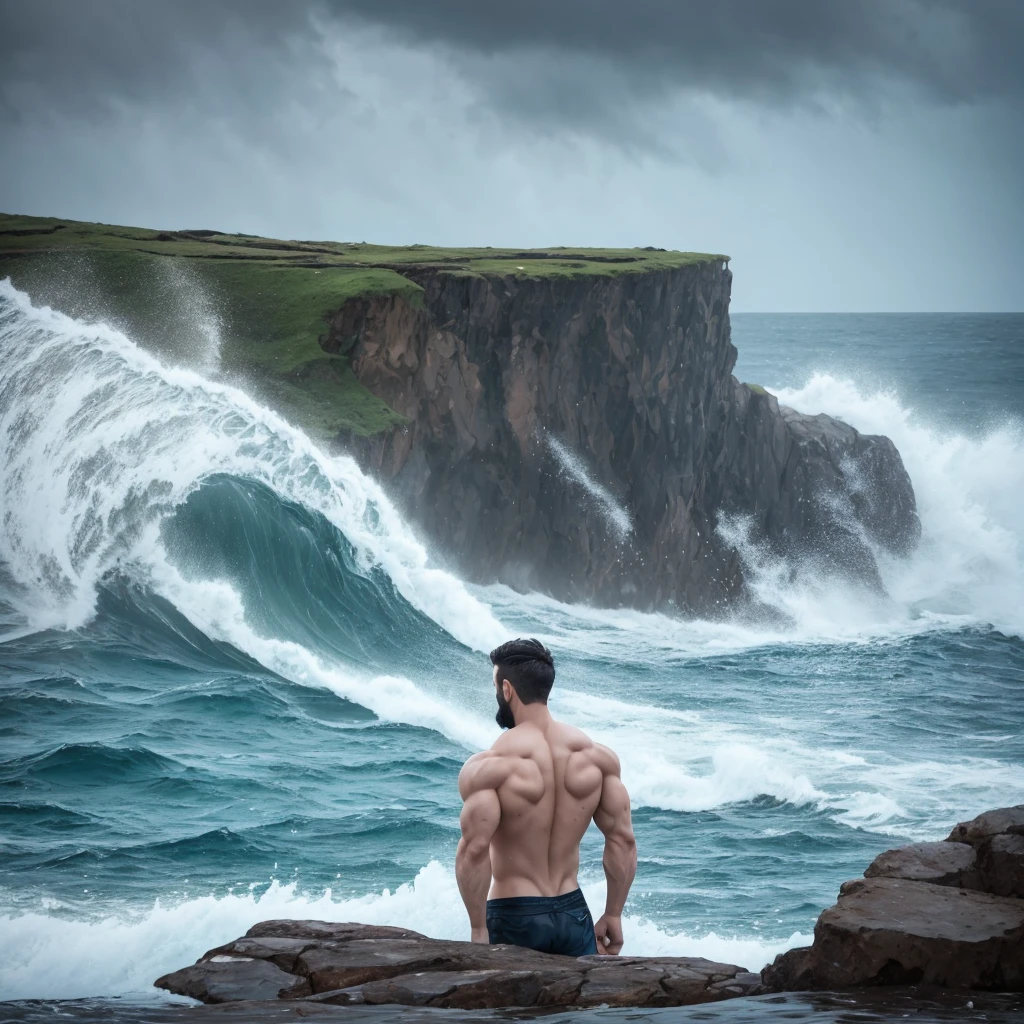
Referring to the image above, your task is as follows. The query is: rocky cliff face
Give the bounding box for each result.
[329,262,919,613]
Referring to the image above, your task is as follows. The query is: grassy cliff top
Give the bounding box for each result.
[0,212,727,277]
[0,212,727,437]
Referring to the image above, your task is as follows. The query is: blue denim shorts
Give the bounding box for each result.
[486,887,598,957]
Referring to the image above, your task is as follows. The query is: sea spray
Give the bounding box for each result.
[738,374,1024,638]
[545,434,632,539]
[157,257,224,377]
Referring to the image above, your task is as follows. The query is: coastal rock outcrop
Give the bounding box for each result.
[156,920,762,1009]
[155,806,1023,1009]
[762,805,1024,992]
[332,263,919,612]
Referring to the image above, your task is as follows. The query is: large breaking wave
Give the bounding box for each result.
[0,278,508,744]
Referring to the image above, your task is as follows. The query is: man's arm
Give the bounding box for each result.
[591,745,636,955]
[455,752,504,943]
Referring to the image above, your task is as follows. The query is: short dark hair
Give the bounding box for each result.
[490,638,555,705]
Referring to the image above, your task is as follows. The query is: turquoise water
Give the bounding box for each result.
[1,282,1023,1008]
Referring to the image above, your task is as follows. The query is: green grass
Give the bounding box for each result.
[0,212,728,437]
[745,383,771,396]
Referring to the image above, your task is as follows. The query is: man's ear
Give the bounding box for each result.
[502,679,513,704]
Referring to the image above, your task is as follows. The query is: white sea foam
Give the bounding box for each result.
[764,373,1024,639]
[555,690,827,812]
[550,687,1024,836]
[0,862,807,1001]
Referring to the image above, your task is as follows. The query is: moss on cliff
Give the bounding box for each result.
[0,212,727,437]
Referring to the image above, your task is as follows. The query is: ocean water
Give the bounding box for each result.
[0,282,1022,1016]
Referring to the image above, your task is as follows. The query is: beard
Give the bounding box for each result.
[495,690,515,730]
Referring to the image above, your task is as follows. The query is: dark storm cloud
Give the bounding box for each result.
[329,0,1024,108]
[0,0,1021,311]
[2,0,1022,133]
[0,0,318,121]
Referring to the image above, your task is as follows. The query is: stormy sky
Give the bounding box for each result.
[1,0,1021,311]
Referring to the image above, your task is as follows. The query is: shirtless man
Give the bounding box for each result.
[455,638,636,956]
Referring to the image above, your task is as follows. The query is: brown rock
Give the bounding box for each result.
[155,959,310,1003]
[864,841,979,887]
[534,971,588,1006]
[762,946,815,991]
[155,922,756,1009]
[360,969,503,1006]
[839,878,867,897]
[296,937,579,994]
[246,919,425,942]
[660,967,720,1002]
[762,877,1024,992]
[947,805,1024,847]
[727,971,769,995]
[313,969,583,1010]
[437,969,576,1010]
[979,833,1024,899]
[200,936,316,973]
[709,972,764,997]
[297,938,457,991]
[576,964,671,1007]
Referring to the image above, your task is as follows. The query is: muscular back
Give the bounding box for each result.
[459,718,627,898]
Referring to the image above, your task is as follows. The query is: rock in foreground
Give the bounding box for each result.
[763,805,1024,992]
[155,921,761,1010]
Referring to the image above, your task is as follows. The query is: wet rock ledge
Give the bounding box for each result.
[155,922,762,1010]
[763,805,1024,992]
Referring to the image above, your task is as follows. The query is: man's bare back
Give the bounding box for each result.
[456,639,636,956]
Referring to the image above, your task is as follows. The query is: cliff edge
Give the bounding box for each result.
[334,261,920,613]
[0,214,920,613]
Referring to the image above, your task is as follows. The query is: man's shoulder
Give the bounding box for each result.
[458,739,534,796]
[556,720,594,749]
[459,749,509,797]
[554,721,618,769]
[574,732,621,776]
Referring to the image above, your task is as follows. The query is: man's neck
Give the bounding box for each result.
[512,701,553,729]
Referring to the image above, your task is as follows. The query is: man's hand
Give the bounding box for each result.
[594,914,624,955]
[470,926,490,944]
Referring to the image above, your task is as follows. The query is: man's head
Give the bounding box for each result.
[489,637,555,729]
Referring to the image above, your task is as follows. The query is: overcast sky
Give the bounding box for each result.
[1,0,1021,311]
